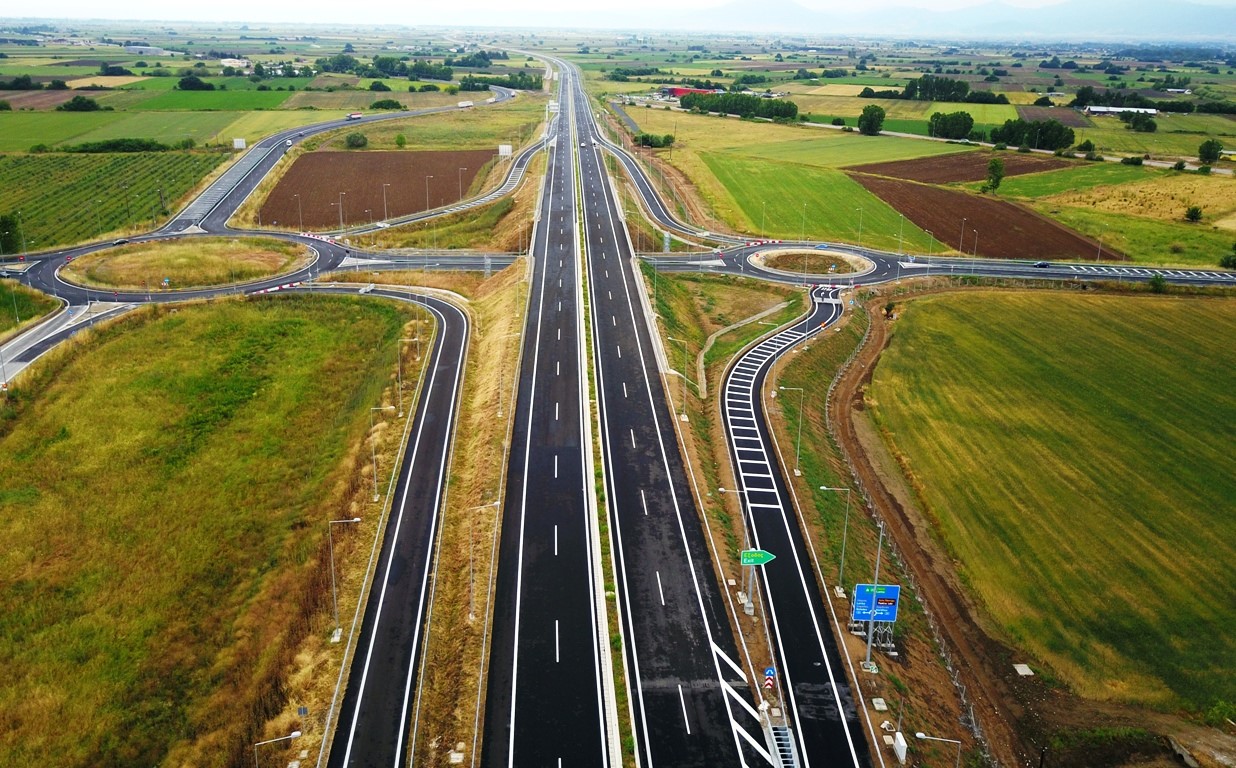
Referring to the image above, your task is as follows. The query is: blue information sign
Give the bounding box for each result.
[850,584,901,623]
[764,667,776,678]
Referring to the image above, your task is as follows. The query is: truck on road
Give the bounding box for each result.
[346,112,363,120]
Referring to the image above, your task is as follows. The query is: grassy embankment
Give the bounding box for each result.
[866,292,1236,712]
[0,295,420,767]
[61,237,311,290]
[994,163,1236,267]
[622,107,963,250]
[0,280,58,339]
[639,261,806,573]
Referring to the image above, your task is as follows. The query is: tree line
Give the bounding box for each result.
[459,72,542,91]
[679,91,798,120]
[859,75,1010,105]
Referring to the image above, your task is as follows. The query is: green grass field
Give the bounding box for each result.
[867,292,1236,711]
[1075,113,1236,157]
[0,296,413,766]
[1031,204,1236,268]
[128,89,294,111]
[0,112,129,151]
[728,133,977,168]
[997,163,1163,198]
[0,112,249,151]
[699,152,938,249]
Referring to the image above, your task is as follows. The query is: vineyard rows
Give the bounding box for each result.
[0,152,227,252]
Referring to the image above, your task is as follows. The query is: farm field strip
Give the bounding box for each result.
[0,152,227,249]
[866,292,1236,711]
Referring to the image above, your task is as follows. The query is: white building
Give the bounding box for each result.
[1084,106,1158,116]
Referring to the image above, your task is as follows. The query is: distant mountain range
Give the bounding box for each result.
[451,0,1236,43]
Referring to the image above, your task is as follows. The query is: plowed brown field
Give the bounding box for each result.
[259,150,496,228]
[849,174,1120,260]
[850,151,1073,184]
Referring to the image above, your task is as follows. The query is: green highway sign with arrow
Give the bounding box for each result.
[740,549,776,566]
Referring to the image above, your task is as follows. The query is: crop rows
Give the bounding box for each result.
[0,152,227,251]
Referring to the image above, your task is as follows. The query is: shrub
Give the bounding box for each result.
[993,142,1007,150]
[1219,253,1236,269]
[1016,146,1031,153]
[1185,205,1203,222]
[1084,151,1104,162]
[1197,165,1212,175]
[1120,156,1144,165]
[368,98,403,110]
[395,133,407,149]
[1148,273,1167,293]
[831,117,845,126]
[0,100,10,111]
[1173,160,1187,170]
[369,80,391,92]
[1076,139,1096,152]
[344,132,368,149]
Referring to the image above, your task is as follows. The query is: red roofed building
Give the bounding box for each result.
[660,86,715,99]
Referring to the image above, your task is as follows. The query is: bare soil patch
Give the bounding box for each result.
[1017,106,1092,127]
[259,150,496,228]
[849,174,1119,260]
[0,89,79,109]
[849,151,1073,184]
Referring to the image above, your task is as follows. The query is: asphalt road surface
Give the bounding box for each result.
[481,78,615,768]
[720,286,874,768]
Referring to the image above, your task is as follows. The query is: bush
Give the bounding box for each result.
[395,133,407,149]
[417,83,440,92]
[1120,156,1144,165]
[369,80,391,92]
[1197,165,1212,175]
[56,95,102,112]
[369,98,403,110]
[1148,273,1167,293]
[177,75,214,91]
[1084,151,1104,162]
[0,100,10,111]
[344,132,368,149]
[1017,146,1032,153]
[1219,253,1236,269]
[1173,160,1187,171]
[993,142,1007,150]
[1185,205,1203,222]
[1076,139,1096,152]
[831,117,845,126]
[1199,138,1223,164]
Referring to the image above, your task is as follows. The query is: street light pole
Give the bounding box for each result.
[328,517,361,641]
[898,213,905,256]
[458,167,467,201]
[915,732,962,768]
[865,521,885,666]
[465,501,500,621]
[253,731,302,768]
[779,386,805,476]
[666,336,690,421]
[424,175,433,213]
[959,217,967,252]
[338,191,346,233]
[855,206,864,249]
[381,183,390,222]
[294,194,303,232]
[820,485,852,590]
[369,405,395,502]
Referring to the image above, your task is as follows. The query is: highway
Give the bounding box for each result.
[567,60,773,767]
[720,286,874,768]
[481,77,615,767]
[311,286,468,768]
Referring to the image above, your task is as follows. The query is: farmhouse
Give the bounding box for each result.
[1084,105,1158,116]
[659,86,717,99]
[124,44,170,56]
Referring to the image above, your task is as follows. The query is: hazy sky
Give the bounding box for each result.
[9,0,1236,29]
[13,0,1079,24]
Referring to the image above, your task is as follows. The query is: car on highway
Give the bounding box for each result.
[113,239,129,245]
[64,255,73,262]
[1033,261,1050,268]
[814,243,832,249]
[285,139,293,146]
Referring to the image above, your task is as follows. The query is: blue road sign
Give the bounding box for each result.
[851,584,901,623]
[764,667,776,678]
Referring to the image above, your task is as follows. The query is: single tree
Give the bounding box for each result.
[395,133,407,149]
[857,104,886,136]
[1185,205,1203,222]
[1199,138,1223,164]
[345,132,368,149]
[1148,273,1167,293]
[983,157,1005,193]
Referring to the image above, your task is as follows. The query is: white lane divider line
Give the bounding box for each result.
[616,344,622,358]
[554,454,559,478]
[556,360,560,376]
[678,685,692,735]
[555,402,560,421]
[612,315,616,326]
[555,620,560,663]
[641,489,649,516]
[622,382,628,398]
[554,524,558,555]
[656,570,666,606]
[557,327,561,341]
[629,429,636,449]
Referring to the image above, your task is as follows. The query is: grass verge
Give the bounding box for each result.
[0,295,417,767]
[0,279,58,340]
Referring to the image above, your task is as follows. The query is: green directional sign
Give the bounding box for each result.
[740,549,776,566]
